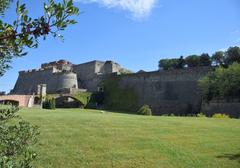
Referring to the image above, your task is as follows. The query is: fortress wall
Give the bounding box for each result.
[12,69,78,95]
[110,67,210,115]
[73,61,101,90]
[56,72,78,90]
[201,102,240,118]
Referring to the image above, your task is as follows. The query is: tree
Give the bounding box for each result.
[225,46,240,65]
[199,63,240,102]
[0,0,13,15]
[212,51,225,66]
[185,55,200,67]
[0,0,79,76]
[177,56,185,69]
[0,0,79,167]
[159,59,171,70]
[159,58,179,70]
[199,53,211,66]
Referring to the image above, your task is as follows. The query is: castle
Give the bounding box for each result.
[9,59,211,115]
[11,60,131,94]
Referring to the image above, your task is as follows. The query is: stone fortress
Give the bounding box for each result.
[7,59,214,115]
[0,59,238,117]
[11,60,131,95]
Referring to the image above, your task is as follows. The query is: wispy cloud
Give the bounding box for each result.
[75,0,158,19]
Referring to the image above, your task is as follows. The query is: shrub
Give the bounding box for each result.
[0,105,39,167]
[43,98,55,110]
[212,113,230,119]
[73,92,92,107]
[137,105,152,115]
[197,113,206,117]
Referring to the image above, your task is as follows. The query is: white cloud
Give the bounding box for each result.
[75,0,158,19]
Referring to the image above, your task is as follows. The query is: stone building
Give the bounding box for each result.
[11,60,130,95]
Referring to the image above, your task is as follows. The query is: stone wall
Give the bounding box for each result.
[12,68,78,94]
[201,102,240,118]
[104,67,210,115]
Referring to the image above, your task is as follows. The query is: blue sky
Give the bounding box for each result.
[0,0,240,92]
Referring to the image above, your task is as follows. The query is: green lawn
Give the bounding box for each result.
[19,108,240,168]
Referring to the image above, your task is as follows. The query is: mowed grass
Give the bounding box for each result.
[19,108,240,168]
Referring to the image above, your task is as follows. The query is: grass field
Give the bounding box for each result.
[19,108,240,168]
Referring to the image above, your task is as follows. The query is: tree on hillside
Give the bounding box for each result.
[0,0,79,167]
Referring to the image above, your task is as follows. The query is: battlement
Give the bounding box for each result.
[41,59,72,68]
[19,67,56,74]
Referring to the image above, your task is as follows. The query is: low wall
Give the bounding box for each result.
[201,102,240,118]
[0,95,33,107]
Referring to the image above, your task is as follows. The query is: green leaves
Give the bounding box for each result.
[0,104,39,168]
[0,0,79,76]
[0,0,13,16]
[199,63,240,101]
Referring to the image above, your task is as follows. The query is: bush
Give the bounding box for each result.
[43,98,56,110]
[73,92,92,107]
[212,113,230,119]
[137,105,152,115]
[0,105,39,167]
[197,113,206,117]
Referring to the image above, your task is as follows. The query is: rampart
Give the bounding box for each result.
[12,67,78,94]
[103,67,211,115]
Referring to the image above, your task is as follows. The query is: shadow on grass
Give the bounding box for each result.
[217,152,240,163]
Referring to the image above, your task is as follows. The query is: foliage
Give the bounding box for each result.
[185,55,200,67]
[199,63,240,101]
[73,92,92,107]
[212,113,230,119]
[43,98,56,109]
[89,91,104,107]
[103,77,138,112]
[158,56,185,70]
[118,68,133,74]
[0,106,39,167]
[212,51,225,66]
[158,46,240,70]
[0,0,78,167]
[199,53,211,66]
[197,113,206,117]
[137,104,152,115]
[0,0,79,76]
[225,46,240,65]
